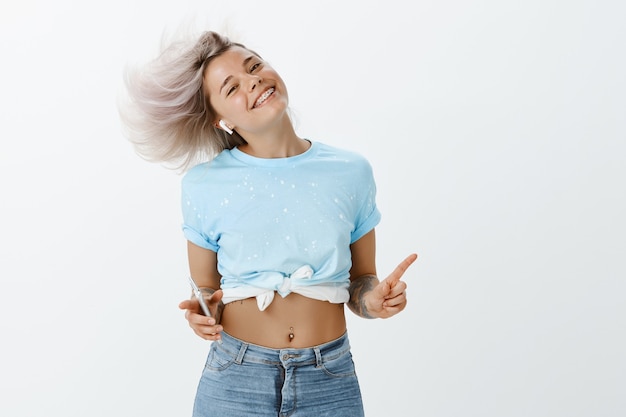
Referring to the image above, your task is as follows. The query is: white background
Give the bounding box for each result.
[1,1,624,416]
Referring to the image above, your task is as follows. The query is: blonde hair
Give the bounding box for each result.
[119,31,248,171]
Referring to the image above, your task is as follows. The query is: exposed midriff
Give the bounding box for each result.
[220,293,347,349]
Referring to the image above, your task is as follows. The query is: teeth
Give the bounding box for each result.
[255,88,274,107]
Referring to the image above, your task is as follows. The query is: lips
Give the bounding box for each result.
[252,87,275,109]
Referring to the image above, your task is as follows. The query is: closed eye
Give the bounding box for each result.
[226,85,238,96]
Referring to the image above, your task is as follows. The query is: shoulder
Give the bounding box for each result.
[182,149,236,186]
[313,142,373,168]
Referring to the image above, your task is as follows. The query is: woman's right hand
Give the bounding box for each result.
[178,289,224,341]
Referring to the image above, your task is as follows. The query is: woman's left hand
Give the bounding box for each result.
[365,253,417,319]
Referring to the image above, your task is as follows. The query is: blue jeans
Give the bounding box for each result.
[192,331,364,417]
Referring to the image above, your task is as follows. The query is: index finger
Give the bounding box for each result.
[386,253,418,287]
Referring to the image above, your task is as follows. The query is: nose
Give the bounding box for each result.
[248,74,262,91]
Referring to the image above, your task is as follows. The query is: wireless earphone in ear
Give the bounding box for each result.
[219,120,233,135]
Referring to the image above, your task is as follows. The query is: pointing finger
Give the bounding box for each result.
[386,253,418,287]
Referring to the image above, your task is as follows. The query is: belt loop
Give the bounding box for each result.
[313,346,323,368]
[235,342,248,364]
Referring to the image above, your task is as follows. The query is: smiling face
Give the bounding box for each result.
[203,46,289,136]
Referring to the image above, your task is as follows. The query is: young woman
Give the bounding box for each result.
[121,30,417,417]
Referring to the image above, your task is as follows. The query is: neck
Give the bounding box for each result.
[237,116,309,158]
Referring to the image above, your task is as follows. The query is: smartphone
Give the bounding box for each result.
[187,275,212,317]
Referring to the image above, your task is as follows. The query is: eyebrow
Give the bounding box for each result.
[219,55,256,94]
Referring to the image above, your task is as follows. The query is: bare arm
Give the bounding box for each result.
[178,241,225,340]
[348,229,378,318]
[348,229,417,319]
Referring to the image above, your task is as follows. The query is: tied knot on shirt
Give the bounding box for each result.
[255,265,314,311]
[277,265,314,295]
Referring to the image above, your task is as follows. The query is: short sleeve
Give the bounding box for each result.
[350,160,382,243]
[181,184,219,252]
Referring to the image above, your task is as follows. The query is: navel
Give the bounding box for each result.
[288,326,295,342]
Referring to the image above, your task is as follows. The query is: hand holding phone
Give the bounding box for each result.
[187,275,212,317]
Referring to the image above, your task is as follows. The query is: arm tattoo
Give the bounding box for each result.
[195,287,225,324]
[348,274,378,319]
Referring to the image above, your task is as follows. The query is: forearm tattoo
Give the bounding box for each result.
[196,287,224,324]
[348,274,379,319]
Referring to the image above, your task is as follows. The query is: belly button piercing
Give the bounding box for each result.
[289,327,294,341]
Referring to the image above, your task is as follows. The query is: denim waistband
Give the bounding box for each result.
[216,331,352,368]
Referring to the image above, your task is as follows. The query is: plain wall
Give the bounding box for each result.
[1,0,624,416]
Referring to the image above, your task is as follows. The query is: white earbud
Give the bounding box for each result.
[219,120,233,135]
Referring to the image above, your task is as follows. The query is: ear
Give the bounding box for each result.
[216,119,234,135]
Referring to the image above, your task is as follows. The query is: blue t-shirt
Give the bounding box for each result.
[181,141,381,296]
